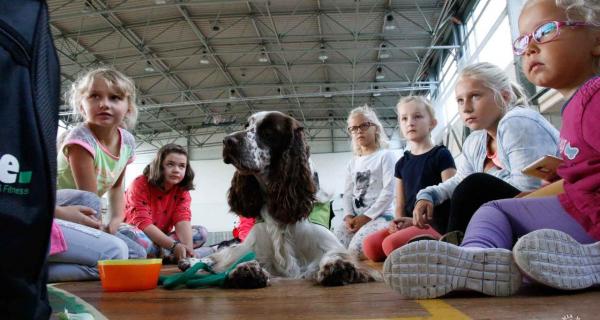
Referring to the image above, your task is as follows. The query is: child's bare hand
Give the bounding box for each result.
[350,215,371,232]
[392,217,413,233]
[173,243,195,261]
[56,205,101,229]
[343,215,355,231]
[412,200,433,228]
[104,220,120,235]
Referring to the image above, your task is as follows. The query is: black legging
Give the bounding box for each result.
[447,173,521,233]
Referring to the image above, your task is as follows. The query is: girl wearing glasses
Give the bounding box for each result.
[413,62,559,236]
[384,0,600,299]
[363,96,456,262]
[334,105,397,259]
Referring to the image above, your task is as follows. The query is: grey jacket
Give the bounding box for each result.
[416,107,560,205]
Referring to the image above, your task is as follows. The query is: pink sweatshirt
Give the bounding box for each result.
[557,76,600,240]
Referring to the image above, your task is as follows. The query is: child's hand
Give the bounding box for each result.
[55,205,101,229]
[389,217,413,233]
[350,215,371,232]
[105,220,120,235]
[412,200,433,228]
[174,243,195,261]
[343,215,355,231]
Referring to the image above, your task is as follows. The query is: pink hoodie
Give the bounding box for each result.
[557,76,600,240]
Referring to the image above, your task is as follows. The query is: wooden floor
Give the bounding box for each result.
[55,264,600,320]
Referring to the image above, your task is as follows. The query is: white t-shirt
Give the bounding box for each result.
[342,149,397,219]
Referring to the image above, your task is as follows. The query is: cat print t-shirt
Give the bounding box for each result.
[343,149,397,219]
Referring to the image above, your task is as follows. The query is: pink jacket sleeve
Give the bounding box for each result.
[582,78,600,153]
[171,190,192,225]
[124,176,155,231]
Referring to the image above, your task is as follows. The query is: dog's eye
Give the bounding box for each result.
[244,122,249,129]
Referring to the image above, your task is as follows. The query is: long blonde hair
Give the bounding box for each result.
[555,0,600,70]
[556,0,600,27]
[458,62,529,113]
[67,67,139,130]
[347,104,389,155]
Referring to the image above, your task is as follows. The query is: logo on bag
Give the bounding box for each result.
[0,154,31,195]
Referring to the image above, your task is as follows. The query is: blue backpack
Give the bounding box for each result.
[0,0,60,318]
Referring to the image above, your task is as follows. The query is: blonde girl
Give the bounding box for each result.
[384,0,600,299]
[413,62,560,234]
[363,96,456,262]
[334,105,397,258]
[49,67,143,281]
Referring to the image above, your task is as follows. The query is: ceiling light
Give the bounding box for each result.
[200,50,210,64]
[144,61,155,72]
[229,89,237,99]
[375,67,385,80]
[318,43,328,62]
[318,52,328,62]
[258,53,268,63]
[154,0,167,4]
[372,85,381,97]
[379,51,391,59]
[384,14,396,30]
[323,86,332,98]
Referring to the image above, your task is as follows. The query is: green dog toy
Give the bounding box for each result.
[159,252,256,289]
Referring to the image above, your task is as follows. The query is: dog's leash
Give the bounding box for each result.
[159,251,256,289]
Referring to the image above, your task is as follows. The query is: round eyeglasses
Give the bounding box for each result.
[347,122,374,134]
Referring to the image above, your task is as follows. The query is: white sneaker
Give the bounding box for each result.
[513,229,600,290]
[383,240,522,299]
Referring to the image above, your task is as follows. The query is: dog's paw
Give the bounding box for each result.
[317,257,374,286]
[224,260,270,289]
[178,257,198,271]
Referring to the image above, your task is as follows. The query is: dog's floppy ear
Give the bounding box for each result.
[267,119,316,224]
[228,172,264,219]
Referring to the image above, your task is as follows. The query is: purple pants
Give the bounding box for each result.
[461,196,595,249]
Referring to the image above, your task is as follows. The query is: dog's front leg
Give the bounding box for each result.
[316,250,382,286]
[223,260,270,289]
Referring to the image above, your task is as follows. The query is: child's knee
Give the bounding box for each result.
[107,237,129,260]
[363,230,388,262]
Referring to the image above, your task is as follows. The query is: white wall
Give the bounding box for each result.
[124,151,374,232]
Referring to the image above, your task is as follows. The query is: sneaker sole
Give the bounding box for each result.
[383,241,521,299]
[513,229,600,290]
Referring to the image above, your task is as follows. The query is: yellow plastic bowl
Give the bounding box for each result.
[98,259,162,292]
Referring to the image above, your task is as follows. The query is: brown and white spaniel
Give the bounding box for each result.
[183,111,380,288]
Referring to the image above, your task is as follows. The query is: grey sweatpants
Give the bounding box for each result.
[47,189,145,282]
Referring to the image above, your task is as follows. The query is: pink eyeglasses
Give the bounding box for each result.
[513,20,591,55]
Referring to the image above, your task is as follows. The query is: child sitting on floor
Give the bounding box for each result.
[383,0,600,299]
[363,96,456,262]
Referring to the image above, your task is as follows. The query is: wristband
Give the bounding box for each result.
[169,240,180,251]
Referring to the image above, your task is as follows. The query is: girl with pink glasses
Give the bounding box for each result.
[383,0,600,299]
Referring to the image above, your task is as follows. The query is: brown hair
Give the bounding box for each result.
[143,144,195,190]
